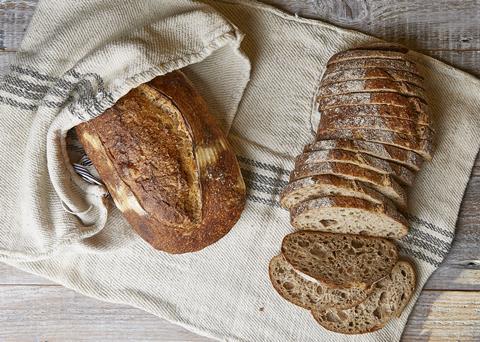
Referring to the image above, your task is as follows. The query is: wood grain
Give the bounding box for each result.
[0,0,479,341]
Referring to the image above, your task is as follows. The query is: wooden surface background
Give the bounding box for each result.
[0,0,479,341]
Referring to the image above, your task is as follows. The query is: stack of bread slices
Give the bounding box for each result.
[270,43,433,334]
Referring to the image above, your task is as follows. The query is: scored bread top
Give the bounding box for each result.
[327,50,409,66]
[269,254,374,310]
[76,71,246,254]
[311,260,416,334]
[281,231,399,289]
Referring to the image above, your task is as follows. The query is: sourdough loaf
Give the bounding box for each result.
[76,71,246,254]
[311,260,416,334]
[304,139,424,171]
[279,174,386,209]
[290,196,409,238]
[289,161,408,209]
[295,150,415,186]
[281,231,399,289]
[269,254,373,310]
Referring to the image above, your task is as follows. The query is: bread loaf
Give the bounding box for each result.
[327,50,408,65]
[76,71,246,254]
[326,59,421,76]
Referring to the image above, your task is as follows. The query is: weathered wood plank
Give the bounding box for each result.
[0,285,211,342]
[0,285,478,341]
[403,291,480,341]
[0,51,15,75]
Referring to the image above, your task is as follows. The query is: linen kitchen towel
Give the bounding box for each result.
[1,0,479,341]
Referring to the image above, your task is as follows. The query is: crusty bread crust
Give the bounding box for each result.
[321,68,424,87]
[328,50,409,66]
[295,150,416,186]
[311,260,416,334]
[289,161,408,209]
[318,92,428,112]
[327,58,421,76]
[269,254,373,310]
[320,114,434,139]
[318,79,427,101]
[279,174,387,209]
[304,139,424,171]
[316,127,434,160]
[76,71,245,254]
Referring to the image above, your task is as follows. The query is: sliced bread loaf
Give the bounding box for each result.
[269,254,373,310]
[318,79,426,100]
[326,59,421,76]
[311,260,416,334]
[295,150,415,186]
[320,104,431,125]
[279,174,386,209]
[281,231,399,288]
[320,115,434,139]
[289,196,409,238]
[316,128,433,160]
[289,161,408,209]
[321,68,424,87]
[318,92,428,112]
[304,139,424,171]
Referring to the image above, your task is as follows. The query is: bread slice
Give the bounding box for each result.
[304,139,424,171]
[350,42,409,54]
[327,59,421,76]
[318,92,428,112]
[320,114,434,139]
[289,161,408,209]
[311,260,416,334]
[322,68,424,88]
[328,50,409,65]
[316,128,433,160]
[269,254,373,310]
[318,79,426,101]
[320,104,432,126]
[281,231,399,288]
[295,150,415,186]
[290,196,409,239]
[279,174,386,209]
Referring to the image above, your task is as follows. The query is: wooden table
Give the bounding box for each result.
[1,1,479,340]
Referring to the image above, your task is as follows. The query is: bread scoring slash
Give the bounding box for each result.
[76,71,246,254]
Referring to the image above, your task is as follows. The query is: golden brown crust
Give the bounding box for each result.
[321,68,424,88]
[327,58,421,77]
[76,71,245,254]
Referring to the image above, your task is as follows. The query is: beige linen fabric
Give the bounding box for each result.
[1,0,479,341]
